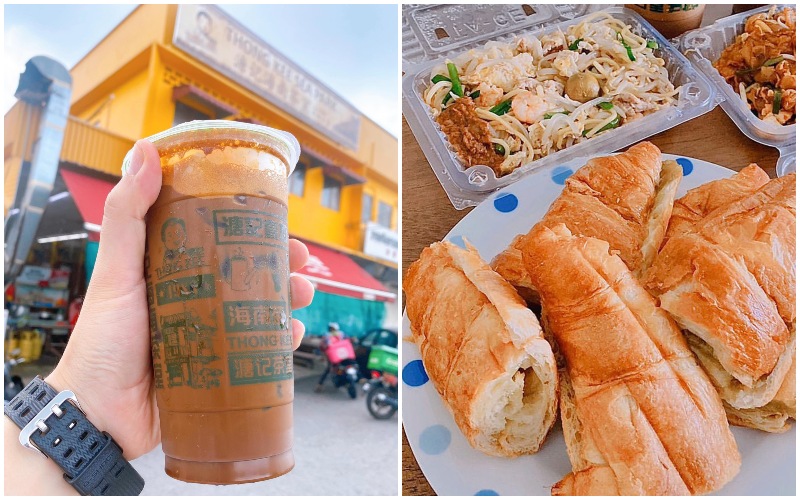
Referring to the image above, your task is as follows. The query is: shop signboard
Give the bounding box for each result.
[16,266,70,289]
[363,222,398,264]
[173,4,362,151]
[14,285,69,308]
[16,266,52,286]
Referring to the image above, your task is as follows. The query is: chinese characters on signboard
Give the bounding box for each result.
[363,222,398,263]
[173,4,362,151]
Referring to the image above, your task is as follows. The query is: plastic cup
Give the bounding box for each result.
[625,4,706,39]
[124,120,300,484]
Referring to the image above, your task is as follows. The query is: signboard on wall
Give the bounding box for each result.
[363,222,398,264]
[173,4,362,151]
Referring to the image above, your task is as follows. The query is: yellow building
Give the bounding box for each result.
[5,4,398,336]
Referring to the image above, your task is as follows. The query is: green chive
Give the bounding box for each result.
[617,31,636,61]
[494,143,505,155]
[583,116,620,136]
[646,40,658,49]
[489,99,512,116]
[469,90,481,100]
[598,115,621,132]
[569,38,583,51]
[773,89,782,115]
[625,45,635,61]
[443,92,453,105]
[431,74,450,84]
[544,111,570,119]
[737,56,786,76]
[447,62,463,97]
[597,101,614,110]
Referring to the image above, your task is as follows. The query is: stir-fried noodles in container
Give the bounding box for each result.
[423,12,681,177]
[714,6,796,126]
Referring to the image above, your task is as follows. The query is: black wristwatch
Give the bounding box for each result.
[4,376,145,495]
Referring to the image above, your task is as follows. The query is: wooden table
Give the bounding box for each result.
[401,106,780,495]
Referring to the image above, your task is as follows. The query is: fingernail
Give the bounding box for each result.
[126,141,144,176]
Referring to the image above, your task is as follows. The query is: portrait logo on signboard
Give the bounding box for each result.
[181,7,217,52]
[172,4,361,151]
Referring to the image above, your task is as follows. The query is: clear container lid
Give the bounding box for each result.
[402,4,606,67]
[122,120,301,176]
[674,5,796,176]
[402,5,719,209]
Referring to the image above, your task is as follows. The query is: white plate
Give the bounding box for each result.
[402,155,796,496]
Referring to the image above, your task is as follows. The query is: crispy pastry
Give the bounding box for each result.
[645,174,796,422]
[491,142,681,302]
[523,224,740,495]
[663,163,770,243]
[691,173,795,326]
[773,348,797,418]
[725,346,795,432]
[489,234,539,304]
[404,241,558,457]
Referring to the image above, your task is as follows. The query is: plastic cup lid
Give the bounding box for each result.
[121,120,301,176]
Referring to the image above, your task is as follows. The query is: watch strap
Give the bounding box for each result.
[4,375,58,429]
[4,376,145,496]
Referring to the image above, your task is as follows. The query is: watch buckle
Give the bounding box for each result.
[19,390,82,458]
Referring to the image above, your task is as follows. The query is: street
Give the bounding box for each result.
[132,366,398,496]
[11,360,398,496]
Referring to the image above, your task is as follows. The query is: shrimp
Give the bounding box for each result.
[474,83,504,108]
[511,91,548,124]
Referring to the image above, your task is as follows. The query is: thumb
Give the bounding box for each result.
[92,140,162,288]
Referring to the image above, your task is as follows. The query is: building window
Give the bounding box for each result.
[362,193,373,223]
[321,176,341,211]
[290,162,306,197]
[378,201,392,228]
[172,101,211,126]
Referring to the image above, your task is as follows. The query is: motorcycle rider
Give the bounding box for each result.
[314,322,344,393]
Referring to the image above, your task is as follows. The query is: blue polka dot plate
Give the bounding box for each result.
[402,155,796,496]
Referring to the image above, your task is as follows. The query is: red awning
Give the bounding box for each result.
[296,241,396,302]
[60,169,116,240]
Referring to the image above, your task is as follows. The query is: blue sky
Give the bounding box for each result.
[3,4,399,136]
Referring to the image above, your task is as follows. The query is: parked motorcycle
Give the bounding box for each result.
[352,328,398,381]
[331,359,360,399]
[363,370,398,419]
[362,343,398,419]
[4,349,25,402]
[323,336,359,399]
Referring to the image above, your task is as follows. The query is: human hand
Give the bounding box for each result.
[46,139,314,460]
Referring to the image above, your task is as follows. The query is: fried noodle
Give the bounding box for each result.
[714,7,796,126]
[423,12,680,176]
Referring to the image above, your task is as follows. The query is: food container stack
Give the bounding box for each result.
[676,4,796,175]
[403,5,718,209]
